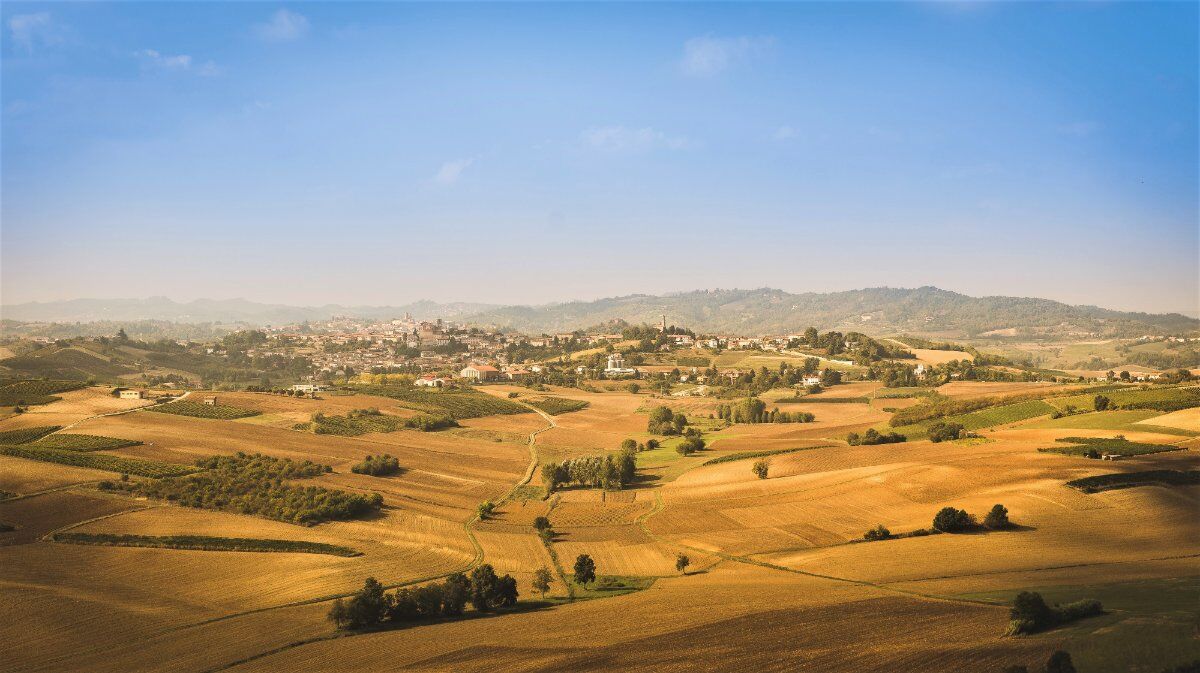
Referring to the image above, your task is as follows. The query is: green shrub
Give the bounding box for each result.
[350,454,400,476]
[863,524,892,541]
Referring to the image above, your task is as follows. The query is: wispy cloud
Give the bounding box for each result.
[434,158,476,185]
[773,125,798,141]
[1058,121,1102,137]
[8,12,64,53]
[135,49,218,75]
[255,9,309,42]
[680,35,775,77]
[581,126,691,152]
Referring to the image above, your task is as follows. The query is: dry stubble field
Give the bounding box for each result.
[0,383,1196,672]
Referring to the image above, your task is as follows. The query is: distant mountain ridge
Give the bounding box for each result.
[0,297,497,325]
[3,288,1196,338]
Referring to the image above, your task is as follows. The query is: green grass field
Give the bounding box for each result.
[958,577,1200,673]
[148,401,261,420]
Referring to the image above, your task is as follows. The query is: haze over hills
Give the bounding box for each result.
[3,287,1196,338]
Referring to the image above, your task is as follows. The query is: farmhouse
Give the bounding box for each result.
[460,364,500,382]
[118,389,147,400]
[202,396,217,406]
[415,374,446,388]
[802,373,822,387]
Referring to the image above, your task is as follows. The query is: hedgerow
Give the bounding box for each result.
[50,532,361,556]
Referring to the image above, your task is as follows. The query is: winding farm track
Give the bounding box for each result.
[186,399,558,673]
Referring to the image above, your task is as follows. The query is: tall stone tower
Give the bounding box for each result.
[661,314,667,333]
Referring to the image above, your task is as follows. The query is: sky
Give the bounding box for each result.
[2,2,1197,315]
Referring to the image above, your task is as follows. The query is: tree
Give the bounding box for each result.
[116,328,129,342]
[752,459,770,479]
[1094,394,1111,411]
[1010,591,1052,629]
[345,577,388,628]
[675,553,690,574]
[477,500,495,520]
[863,524,891,541]
[533,516,552,532]
[984,504,1010,530]
[469,564,502,612]
[932,507,974,533]
[620,438,638,452]
[327,598,350,629]
[532,567,554,598]
[676,436,705,456]
[804,326,819,347]
[626,382,641,394]
[573,554,596,585]
[1044,651,1076,673]
[442,573,470,616]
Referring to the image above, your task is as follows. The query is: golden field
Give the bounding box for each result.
[0,383,1196,672]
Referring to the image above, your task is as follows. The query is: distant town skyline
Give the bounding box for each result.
[2,2,1197,315]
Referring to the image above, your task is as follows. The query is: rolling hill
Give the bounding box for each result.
[3,288,1196,338]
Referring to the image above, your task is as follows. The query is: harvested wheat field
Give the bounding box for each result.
[2,376,1197,673]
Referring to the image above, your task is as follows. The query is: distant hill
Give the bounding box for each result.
[3,288,1195,339]
[0,297,498,325]
[460,287,1199,338]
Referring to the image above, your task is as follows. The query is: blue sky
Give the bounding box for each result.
[2,2,1197,314]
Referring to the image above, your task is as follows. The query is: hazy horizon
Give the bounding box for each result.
[3,284,1198,321]
[3,2,1197,314]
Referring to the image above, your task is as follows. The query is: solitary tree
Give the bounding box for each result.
[984,504,1010,530]
[573,554,596,585]
[626,382,641,394]
[675,553,690,575]
[533,516,552,532]
[532,567,554,599]
[477,500,495,520]
[1094,394,1111,411]
[752,458,771,480]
